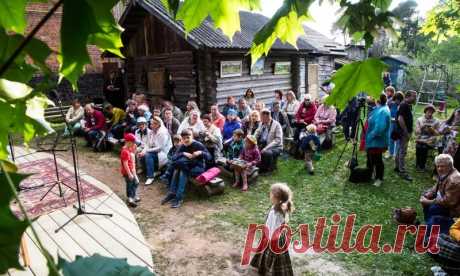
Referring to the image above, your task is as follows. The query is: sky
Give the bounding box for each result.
[260,0,439,43]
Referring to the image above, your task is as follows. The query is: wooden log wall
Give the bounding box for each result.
[126,51,197,108]
[213,54,296,106]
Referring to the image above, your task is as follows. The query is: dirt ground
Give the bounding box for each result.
[58,148,353,276]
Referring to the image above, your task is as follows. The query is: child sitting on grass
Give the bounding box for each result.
[120,133,140,207]
[299,124,320,175]
[251,183,294,275]
[231,135,261,192]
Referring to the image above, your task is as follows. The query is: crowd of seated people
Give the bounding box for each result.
[66,88,460,219]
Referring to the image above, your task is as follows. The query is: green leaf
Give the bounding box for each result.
[325,58,389,110]
[0,28,52,82]
[58,254,154,276]
[249,0,313,63]
[0,171,30,274]
[60,0,123,89]
[0,79,33,100]
[371,0,392,11]
[0,0,27,34]
[176,0,261,39]
[161,0,180,17]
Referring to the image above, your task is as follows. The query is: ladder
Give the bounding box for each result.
[416,64,448,115]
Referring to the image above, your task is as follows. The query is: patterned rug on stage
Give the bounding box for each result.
[11,158,106,219]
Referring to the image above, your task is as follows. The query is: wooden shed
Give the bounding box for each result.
[120,0,346,110]
[381,55,415,90]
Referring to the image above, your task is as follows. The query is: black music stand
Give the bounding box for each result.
[50,91,112,233]
[8,133,46,191]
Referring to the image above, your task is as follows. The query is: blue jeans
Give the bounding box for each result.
[423,203,454,239]
[85,129,102,145]
[124,176,139,199]
[168,170,188,201]
[388,122,398,156]
[145,152,158,178]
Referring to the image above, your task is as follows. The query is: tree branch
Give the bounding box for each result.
[0,0,64,78]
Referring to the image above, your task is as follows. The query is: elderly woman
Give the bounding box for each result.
[313,95,337,135]
[365,94,391,187]
[243,88,257,109]
[199,114,223,162]
[420,154,460,236]
[140,116,172,185]
[184,100,200,118]
[440,108,460,170]
[294,94,317,141]
[223,109,242,143]
[415,104,441,171]
[177,110,206,138]
[161,129,211,208]
[254,109,283,173]
[210,104,225,131]
[237,98,252,120]
[243,110,261,136]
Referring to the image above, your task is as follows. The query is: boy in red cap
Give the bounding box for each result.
[120,133,140,207]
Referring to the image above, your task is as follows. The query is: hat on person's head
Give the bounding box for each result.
[424,104,436,113]
[303,94,312,101]
[124,133,136,143]
[136,117,147,124]
[246,135,257,145]
[227,109,237,116]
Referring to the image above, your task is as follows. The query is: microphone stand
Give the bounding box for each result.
[8,133,46,191]
[51,91,112,233]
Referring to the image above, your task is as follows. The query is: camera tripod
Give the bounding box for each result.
[333,99,367,172]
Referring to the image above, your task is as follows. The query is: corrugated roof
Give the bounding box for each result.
[128,0,345,55]
[382,55,415,65]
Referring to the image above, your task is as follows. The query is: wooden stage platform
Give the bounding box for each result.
[5,147,153,275]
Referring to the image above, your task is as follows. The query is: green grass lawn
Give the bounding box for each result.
[208,132,437,275]
[205,102,460,275]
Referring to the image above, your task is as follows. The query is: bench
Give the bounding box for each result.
[44,105,71,122]
[190,177,225,196]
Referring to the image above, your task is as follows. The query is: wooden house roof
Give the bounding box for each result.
[121,0,346,56]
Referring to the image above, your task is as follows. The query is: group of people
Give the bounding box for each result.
[63,88,341,208]
[62,82,460,275]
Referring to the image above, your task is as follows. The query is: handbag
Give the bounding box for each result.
[349,167,372,183]
[393,207,417,225]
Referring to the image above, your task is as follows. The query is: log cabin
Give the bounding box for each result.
[120,0,346,110]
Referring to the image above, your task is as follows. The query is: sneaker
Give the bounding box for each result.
[145,178,154,185]
[171,199,183,208]
[399,173,413,181]
[394,167,400,173]
[308,170,314,175]
[373,179,382,187]
[135,196,141,202]
[127,197,137,207]
[161,193,175,205]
